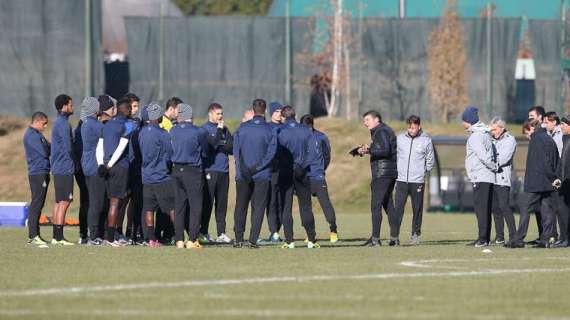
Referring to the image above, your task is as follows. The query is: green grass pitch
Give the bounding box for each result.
[1,212,569,320]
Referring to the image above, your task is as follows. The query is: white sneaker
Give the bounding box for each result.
[307,241,321,249]
[270,232,282,242]
[410,234,421,245]
[216,233,232,243]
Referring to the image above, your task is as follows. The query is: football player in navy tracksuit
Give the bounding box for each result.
[300,114,338,243]
[100,97,136,247]
[170,103,208,249]
[78,97,106,245]
[72,116,89,244]
[23,112,50,246]
[139,103,175,248]
[232,99,277,248]
[262,101,284,243]
[200,103,233,244]
[122,93,144,244]
[278,106,319,249]
[50,94,76,245]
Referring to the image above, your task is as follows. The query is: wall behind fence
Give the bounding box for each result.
[0,0,104,117]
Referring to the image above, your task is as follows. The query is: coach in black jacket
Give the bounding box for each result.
[510,120,560,248]
[358,110,398,247]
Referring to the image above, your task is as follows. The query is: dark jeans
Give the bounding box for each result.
[394,181,424,238]
[516,191,557,243]
[266,171,282,234]
[473,182,493,243]
[310,179,337,232]
[86,175,107,240]
[28,174,49,238]
[75,170,89,239]
[492,185,517,241]
[280,173,316,243]
[233,179,269,244]
[173,165,203,242]
[201,171,229,236]
[370,177,396,239]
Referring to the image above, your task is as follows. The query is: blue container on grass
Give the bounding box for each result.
[0,202,29,227]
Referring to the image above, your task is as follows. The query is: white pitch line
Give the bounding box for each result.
[400,257,570,269]
[0,308,365,319]
[1,267,570,298]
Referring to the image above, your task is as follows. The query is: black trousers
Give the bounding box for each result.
[86,175,107,240]
[473,182,493,243]
[127,172,143,238]
[556,184,570,242]
[266,171,282,234]
[201,171,229,236]
[75,170,89,238]
[491,185,517,241]
[370,177,396,239]
[233,179,269,244]
[28,174,49,238]
[173,165,203,242]
[393,181,424,238]
[516,191,557,243]
[310,179,337,232]
[280,174,316,243]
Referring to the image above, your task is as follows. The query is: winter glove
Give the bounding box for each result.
[97,165,108,178]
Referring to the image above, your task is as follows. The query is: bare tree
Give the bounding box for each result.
[427,0,468,123]
[296,0,360,119]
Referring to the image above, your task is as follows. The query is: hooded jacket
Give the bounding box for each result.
[396,130,434,183]
[465,122,496,184]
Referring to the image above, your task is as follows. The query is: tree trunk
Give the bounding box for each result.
[329,0,343,117]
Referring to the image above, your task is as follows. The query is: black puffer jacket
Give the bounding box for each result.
[524,127,559,193]
[369,124,397,179]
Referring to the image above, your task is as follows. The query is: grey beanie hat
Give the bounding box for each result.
[80,97,100,121]
[177,103,193,121]
[146,102,164,121]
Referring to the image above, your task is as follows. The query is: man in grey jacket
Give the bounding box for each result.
[489,117,517,245]
[393,115,434,245]
[462,106,497,247]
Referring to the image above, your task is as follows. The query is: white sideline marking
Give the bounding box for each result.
[400,257,570,269]
[2,309,570,320]
[1,267,570,298]
[0,308,364,318]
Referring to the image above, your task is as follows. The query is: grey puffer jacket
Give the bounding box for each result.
[396,130,434,183]
[493,131,516,187]
[465,122,496,184]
